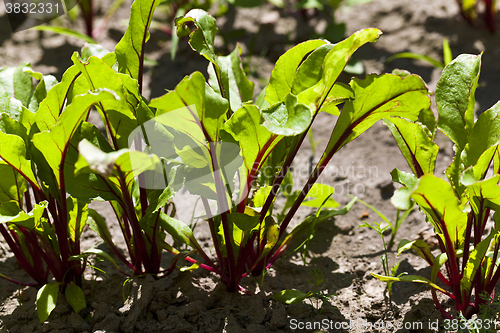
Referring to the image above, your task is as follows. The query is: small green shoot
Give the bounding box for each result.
[386,38,452,69]
[359,221,402,301]
[273,268,336,314]
[353,195,415,250]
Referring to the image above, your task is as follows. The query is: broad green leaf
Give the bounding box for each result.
[430,253,448,290]
[0,131,40,191]
[71,53,140,148]
[266,39,328,105]
[0,201,47,230]
[64,282,86,314]
[273,289,313,304]
[66,122,118,201]
[371,273,447,294]
[151,72,228,143]
[411,174,467,249]
[115,0,160,85]
[391,185,416,211]
[317,28,381,107]
[0,162,26,205]
[176,10,229,98]
[67,198,88,243]
[390,168,418,188]
[156,211,203,252]
[261,94,313,136]
[418,108,437,139]
[33,89,119,187]
[209,44,255,112]
[463,101,500,170]
[0,89,27,122]
[397,239,434,265]
[76,139,159,193]
[324,74,430,158]
[253,185,272,208]
[220,212,260,257]
[292,44,334,95]
[36,282,60,323]
[81,44,113,62]
[303,82,354,115]
[464,175,500,225]
[437,54,481,150]
[176,9,218,68]
[384,117,438,176]
[301,183,339,208]
[86,209,115,246]
[35,65,81,132]
[146,186,174,214]
[225,104,281,175]
[445,148,465,198]
[0,62,40,109]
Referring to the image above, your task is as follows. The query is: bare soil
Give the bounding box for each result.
[1,0,500,332]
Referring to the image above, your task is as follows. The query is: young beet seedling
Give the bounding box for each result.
[0,61,111,322]
[129,9,431,292]
[273,268,336,315]
[0,0,182,322]
[373,53,500,319]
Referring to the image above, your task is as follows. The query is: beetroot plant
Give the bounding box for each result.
[0,60,114,321]
[374,53,500,319]
[126,9,431,292]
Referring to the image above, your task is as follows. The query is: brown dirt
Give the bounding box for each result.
[1,0,500,332]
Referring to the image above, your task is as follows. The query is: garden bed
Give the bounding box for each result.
[1,0,500,332]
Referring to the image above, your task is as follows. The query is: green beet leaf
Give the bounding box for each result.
[33,89,119,187]
[318,29,381,108]
[76,139,159,193]
[0,63,41,111]
[462,101,500,171]
[156,211,203,253]
[261,93,313,136]
[208,44,255,112]
[176,10,229,98]
[273,289,313,305]
[266,39,328,105]
[151,72,228,143]
[383,117,438,177]
[67,197,88,243]
[35,65,81,132]
[292,44,334,96]
[64,282,86,314]
[436,54,481,150]
[411,174,467,249]
[397,239,434,265]
[0,162,27,206]
[225,104,281,177]
[324,74,430,159]
[301,183,339,208]
[115,0,161,89]
[0,131,40,191]
[371,273,447,294]
[36,282,60,323]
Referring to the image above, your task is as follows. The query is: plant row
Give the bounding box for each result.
[0,0,498,323]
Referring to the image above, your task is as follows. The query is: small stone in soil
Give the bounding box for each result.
[19,290,30,302]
